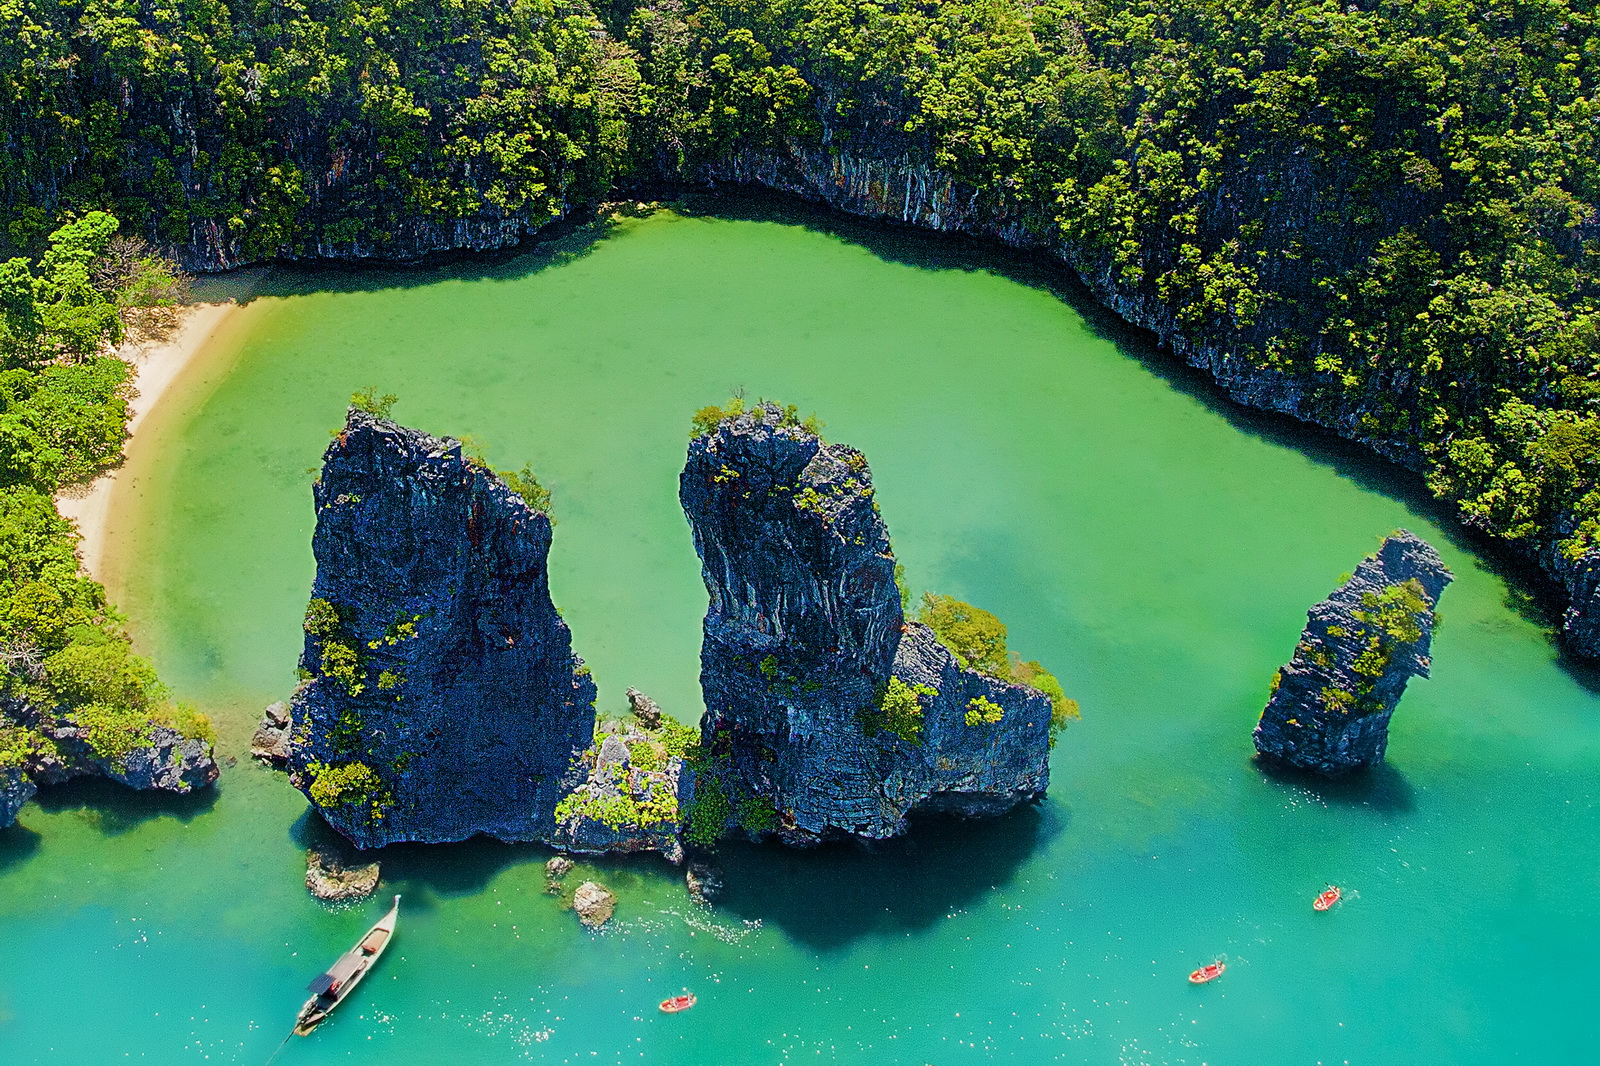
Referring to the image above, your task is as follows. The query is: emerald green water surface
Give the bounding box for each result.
[4,205,1597,1064]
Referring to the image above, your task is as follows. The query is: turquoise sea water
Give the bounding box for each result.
[3,203,1597,1064]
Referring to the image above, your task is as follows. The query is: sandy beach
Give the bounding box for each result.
[54,301,243,580]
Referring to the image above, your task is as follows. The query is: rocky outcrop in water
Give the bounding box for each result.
[680,403,1053,845]
[0,699,218,828]
[548,698,688,860]
[685,860,723,905]
[251,701,293,766]
[1254,531,1452,775]
[1,766,37,829]
[306,842,381,902]
[285,408,596,849]
[573,880,617,928]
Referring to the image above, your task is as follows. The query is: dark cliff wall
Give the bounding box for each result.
[1254,531,1452,775]
[287,408,596,848]
[680,403,1051,844]
[2,0,639,271]
[12,0,1597,660]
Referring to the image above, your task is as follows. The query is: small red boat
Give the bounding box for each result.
[1313,886,1342,911]
[659,993,697,1013]
[1188,962,1225,984]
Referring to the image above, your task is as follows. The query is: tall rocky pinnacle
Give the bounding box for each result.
[1254,531,1453,776]
[680,403,1054,845]
[286,408,596,848]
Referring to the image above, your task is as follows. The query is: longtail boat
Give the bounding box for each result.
[294,895,401,1036]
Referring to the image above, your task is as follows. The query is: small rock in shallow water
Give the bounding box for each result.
[685,861,724,904]
[545,855,574,880]
[251,702,291,766]
[306,843,380,902]
[573,880,616,928]
[625,687,663,729]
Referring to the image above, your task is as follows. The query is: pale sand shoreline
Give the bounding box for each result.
[54,301,243,580]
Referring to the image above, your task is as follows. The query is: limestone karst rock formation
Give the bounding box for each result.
[547,693,689,860]
[680,402,1056,844]
[0,699,218,828]
[286,408,596,848]
[1254,530,1453,775]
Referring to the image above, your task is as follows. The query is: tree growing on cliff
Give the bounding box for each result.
[350,387,399,419]
[918,592,1079,734]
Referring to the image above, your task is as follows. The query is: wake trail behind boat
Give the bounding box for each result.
[263,1029,295,1066]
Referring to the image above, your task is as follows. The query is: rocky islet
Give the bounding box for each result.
[679,402,1059,845]
[267,401,1070,860]
[0,699,218,829]
[282,408,597,849]
[1254,531,1453,775]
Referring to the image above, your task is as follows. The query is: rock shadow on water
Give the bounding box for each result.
[0,823,41,872]
[28,777,219,834]
[1252,755,1416,816]
[287,808,669,906]
[710,802,1059,951]
[191,207,632,304]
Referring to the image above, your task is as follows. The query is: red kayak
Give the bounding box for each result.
[1313,886,1342,911]
[659,994,697,1013]
[1188,962,1225,984]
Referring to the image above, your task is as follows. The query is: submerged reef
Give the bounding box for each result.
[0,699,218,828]
[285,408,596,848]
[1254,531,1452,775]
[680,401,1067,845]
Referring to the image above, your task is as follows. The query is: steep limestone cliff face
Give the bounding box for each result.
[703,137,1600,660]
[705,139,1414,466]
[1254,531,1452,775]
[0,699,218,828]
[286,409,596,848]
[680,403,1052,844]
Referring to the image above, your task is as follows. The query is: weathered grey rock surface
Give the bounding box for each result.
[680,403,1052,844]
[251,701,292,766]
[1,766,37,829]
[1254,531,1452,775]
[0,699,218,824]
[306,843,381,902]
[572,880,616,928]
[286,408,596,848]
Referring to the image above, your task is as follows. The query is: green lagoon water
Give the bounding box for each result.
[3,204,1598,1064]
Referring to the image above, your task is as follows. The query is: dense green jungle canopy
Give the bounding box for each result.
[2,0,1599,645]
[0,214,203,767]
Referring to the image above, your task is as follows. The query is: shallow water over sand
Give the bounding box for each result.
[2,204,1597,1064]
